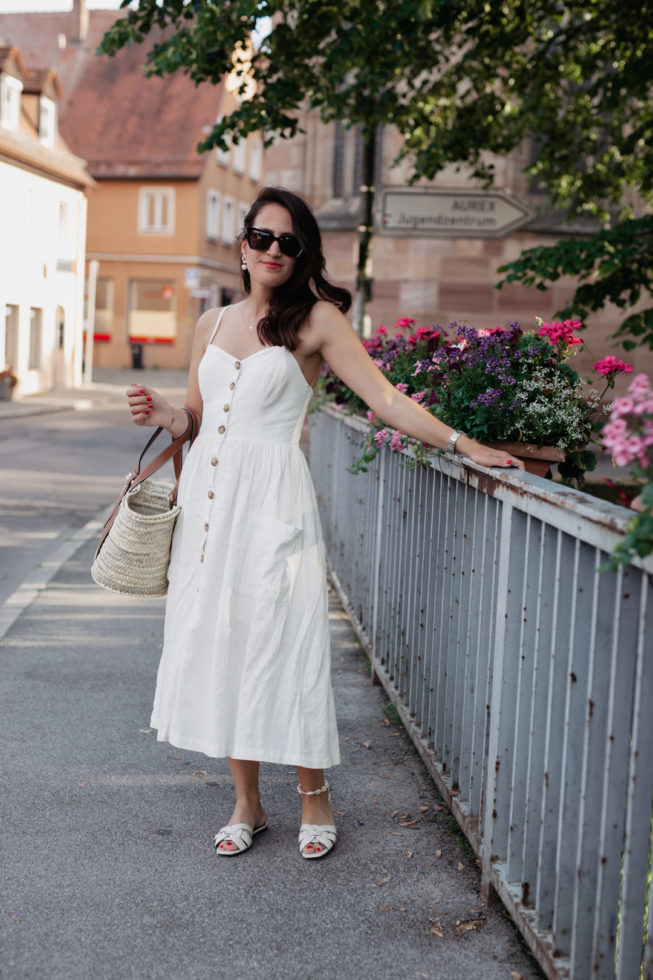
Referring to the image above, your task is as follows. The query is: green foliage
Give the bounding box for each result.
[498,217,653,350]
[99,0,653,348]
[99,0,463,149]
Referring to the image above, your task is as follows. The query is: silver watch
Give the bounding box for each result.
[447,430,463,454]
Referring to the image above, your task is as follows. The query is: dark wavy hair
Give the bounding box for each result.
[239,187,351,351]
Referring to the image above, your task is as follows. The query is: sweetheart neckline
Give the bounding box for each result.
[205,343,314,392]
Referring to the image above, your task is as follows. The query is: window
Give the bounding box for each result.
[332,123,384,198]
[222,196,235,244]
[94,279,114,340]
[128,279,176,343]
[0,74,22,130]
[206,190,221,241]
[249,137,262,182]
[138,187,175,234]
[237,202,248,235]
[58,200,76,257]
[216,123,230,167]
[39,96,56,147]
[4,304,19,368]
[29,308,42,370]
[232,139,246,175]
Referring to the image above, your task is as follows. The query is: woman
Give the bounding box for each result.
[126,187,523,860]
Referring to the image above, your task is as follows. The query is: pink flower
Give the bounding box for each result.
[538,318,583,347]
[593,355,634,376]
[627,373,653,399]
[374,429,390,447]
[394,317,415,330]
[604,418,627,437]
[366,410,376,423]
[609,437,635,467]
[375,326,388,336]
[411,390,427,404]
[373,358,384,368]
[612,397,635,417]
[389,431,404,452]
[395,382,409,394]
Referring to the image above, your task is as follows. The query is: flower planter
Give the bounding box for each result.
[489,441,565,478]
[0,375,16,401]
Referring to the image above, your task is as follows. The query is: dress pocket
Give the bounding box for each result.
[231,515,302,604]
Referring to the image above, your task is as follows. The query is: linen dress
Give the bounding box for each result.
[150,308,341,769]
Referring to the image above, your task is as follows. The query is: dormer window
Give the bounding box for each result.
[39,96,56,146]
[0,74,22,131]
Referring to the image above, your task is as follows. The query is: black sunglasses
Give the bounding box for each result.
[245,226,303,259]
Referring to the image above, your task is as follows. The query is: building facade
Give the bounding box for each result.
[0,42,91,396]
[265,115,652,384]
[0,2,264,372]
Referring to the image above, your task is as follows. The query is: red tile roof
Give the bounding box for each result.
[0,9,224,180]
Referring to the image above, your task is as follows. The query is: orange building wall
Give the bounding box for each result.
[86,132,264,370]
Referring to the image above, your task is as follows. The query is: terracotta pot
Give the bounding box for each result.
[0,375,16,401]
[489,441,565,478]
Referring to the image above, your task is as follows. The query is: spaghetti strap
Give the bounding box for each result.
[208,306,230,346]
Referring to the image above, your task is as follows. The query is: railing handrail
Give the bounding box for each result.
[309,406,653,980]
[316,402,653,571]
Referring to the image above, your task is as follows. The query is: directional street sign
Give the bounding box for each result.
[379,187,533,239]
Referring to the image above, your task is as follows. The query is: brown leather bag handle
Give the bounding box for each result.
[95,408,200,558]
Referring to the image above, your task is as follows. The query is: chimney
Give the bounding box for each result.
[71,0,89,44]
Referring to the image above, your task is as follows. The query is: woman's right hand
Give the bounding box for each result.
[125,384,173,429]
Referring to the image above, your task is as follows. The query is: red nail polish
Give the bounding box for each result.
[146,397,152,402]
[140,389,145,394]
[145,411,150,415]
[506,459,512,465]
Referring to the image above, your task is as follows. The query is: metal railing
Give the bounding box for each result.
[309,405,653,980]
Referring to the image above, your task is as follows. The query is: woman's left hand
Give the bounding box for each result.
[462,441,525,470]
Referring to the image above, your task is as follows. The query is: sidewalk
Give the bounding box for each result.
[0,534,544,980]
[0,369,188,419]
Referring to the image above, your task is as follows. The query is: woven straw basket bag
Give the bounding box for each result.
[91,479,180,597]
[92,409,199,598]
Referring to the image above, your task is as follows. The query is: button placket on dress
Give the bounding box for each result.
[199,358,241,562]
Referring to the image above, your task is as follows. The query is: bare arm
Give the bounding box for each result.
[125,308,218,436]
[312,303,524,470]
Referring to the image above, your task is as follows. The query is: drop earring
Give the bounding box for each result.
[241,254,247,271]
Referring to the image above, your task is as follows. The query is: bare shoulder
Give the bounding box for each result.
[301,300,353,353]
[192,306,224,352]
[197,306,222,336]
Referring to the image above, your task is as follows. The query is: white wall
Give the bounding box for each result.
[0,161,87,396]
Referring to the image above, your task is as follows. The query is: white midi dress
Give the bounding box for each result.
[150,309,341,769]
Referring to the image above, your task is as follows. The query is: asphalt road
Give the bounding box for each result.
[0,386,545,980]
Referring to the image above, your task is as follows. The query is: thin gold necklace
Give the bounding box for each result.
[242,304,256,330]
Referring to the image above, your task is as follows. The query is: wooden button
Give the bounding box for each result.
[207,490,214,499]
[218,425,226,434]
[234,361,241,370]
[229,382,235,390]
[200,554,205,562]
[211,457,218,466]
[204,523,209,532]
[223,404,230,412]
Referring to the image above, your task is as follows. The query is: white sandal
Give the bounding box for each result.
[213,821,267,856]
[297,782,337,859]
